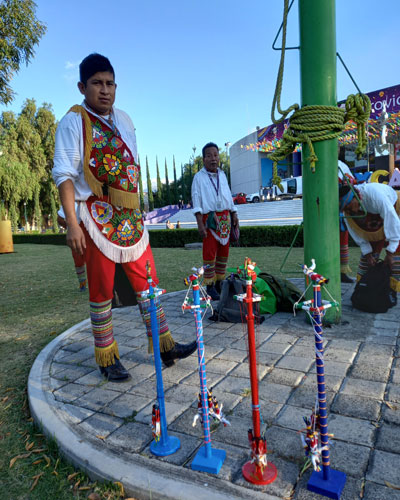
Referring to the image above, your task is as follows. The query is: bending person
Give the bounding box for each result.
[339,182,400,300]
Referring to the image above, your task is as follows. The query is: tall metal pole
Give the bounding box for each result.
[299,0,341,322]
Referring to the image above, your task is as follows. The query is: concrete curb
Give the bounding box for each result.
[28,316,279,500]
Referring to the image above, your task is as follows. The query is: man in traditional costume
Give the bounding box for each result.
[339,182,400,298]
[338,159,356,283]
[191,142,239,300]
[53,53,196,381]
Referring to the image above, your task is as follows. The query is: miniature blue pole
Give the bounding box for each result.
[144,264,180,456]
[186,272,226,474]
[297,260,346,499]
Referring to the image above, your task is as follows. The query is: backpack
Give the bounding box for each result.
[209,274,264,323]
[258,272,302,312]
[351,261,393,313]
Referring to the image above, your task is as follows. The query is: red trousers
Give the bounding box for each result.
[202,229,230,285]
[81,225,158,302]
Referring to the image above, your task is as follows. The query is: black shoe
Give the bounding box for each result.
[206,284,220,301]
[215,280,222,294]
[99,358,131,382]
[160,340,197,367]
[341,273,355,283]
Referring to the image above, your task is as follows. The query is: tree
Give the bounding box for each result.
[0,0,46,104]
[138,155,145,211]
[164,158,170,206]
[173,156,178,205]
[146,156,154,211]
[180,164,186,203]
[155,156,162,207]
[0,99,58,231]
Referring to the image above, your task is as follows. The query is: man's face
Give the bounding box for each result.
[203,147,219,173]
[78,71,116,115]
[344,197,360,215]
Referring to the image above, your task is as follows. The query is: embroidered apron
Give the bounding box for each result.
[76,107,148,263]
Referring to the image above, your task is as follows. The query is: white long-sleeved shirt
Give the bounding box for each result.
[191,167,237,215]
[344,182,400,255]
[52,102,138,220]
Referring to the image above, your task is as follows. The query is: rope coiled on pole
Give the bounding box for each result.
[269,0,371,183]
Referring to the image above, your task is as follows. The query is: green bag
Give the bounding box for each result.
[258,272,302,312]
[253,277,277,314]
[227,265,276,315]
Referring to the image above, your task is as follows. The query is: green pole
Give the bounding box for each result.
[299,0,341,322]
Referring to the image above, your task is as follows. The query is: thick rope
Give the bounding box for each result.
[269,0,371,179]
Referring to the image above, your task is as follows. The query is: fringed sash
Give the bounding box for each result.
[69,104,139,209]
[346,191,400,242]
[203,210,231,245]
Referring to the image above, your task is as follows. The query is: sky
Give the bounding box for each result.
[2,0,399,181]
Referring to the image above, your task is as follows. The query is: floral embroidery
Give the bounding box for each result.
[91,201,113,224]
[115,218,135,242]
[111,136,123,150]
[103,154,121,176]
[127,165,139,187]
[92,127,108,149]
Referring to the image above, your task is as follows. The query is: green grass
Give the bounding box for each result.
[0,243,362,499]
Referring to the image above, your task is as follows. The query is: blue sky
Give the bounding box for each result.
[2,0,399,181]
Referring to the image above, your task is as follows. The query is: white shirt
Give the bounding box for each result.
[191,167,237,215]
[344,182,400,255]
[52,102,138,220]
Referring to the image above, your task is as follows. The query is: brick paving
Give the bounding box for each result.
[28,282,400,499]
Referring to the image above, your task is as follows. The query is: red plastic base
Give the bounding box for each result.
[242,460,278,485]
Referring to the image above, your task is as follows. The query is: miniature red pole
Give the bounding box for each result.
[236,259,278,485]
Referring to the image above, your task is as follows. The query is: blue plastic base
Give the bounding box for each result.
[307,468,347,499]
[150,435,180,456]
[191,445,226,474]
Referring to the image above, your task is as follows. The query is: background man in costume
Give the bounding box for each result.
[191,142,239,300]
[53,53,196,381]
[339,182,400,299]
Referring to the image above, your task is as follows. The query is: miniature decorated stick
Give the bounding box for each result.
[140,261,180,456]
[182,266,226,474]
[296,259,346,499]
[235,258,278,485]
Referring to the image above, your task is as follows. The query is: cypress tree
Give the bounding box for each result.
[156,156,162,207]
[146,156,154,211]
[138,155,145,211]
[164,158,171,206]
[180,163,186,203]
[173,155,178,204]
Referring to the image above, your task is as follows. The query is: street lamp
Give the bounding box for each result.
[224,142,231,187]
[23,202,27,231]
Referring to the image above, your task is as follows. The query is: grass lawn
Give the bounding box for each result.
[0,243,361,499]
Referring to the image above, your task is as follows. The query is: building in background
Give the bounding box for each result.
[230,84,400,195]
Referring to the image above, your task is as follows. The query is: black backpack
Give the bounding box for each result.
[209,274,264,323]
[258,272,302,312]
[351,261,393,313]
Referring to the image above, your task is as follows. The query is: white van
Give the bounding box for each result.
[272,176,302,200]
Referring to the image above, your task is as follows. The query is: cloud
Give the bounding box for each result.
[65,61,79,70]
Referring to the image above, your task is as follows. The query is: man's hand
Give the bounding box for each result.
[66,223,86,255]
[365,252,377,267]
[231,212,239,228]
[384,251,394,269]
[197,220,207,239]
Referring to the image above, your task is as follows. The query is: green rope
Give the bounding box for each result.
[269,0,371,181]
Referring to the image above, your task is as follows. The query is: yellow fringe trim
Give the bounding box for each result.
[340,264,352,274]
[108,187,139,209]
[95,340,120,367]
[69,105,139,209]
[147,331,175,354]
[390,276,400,292]
[203,278,215,286]
[346,191,400,243]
